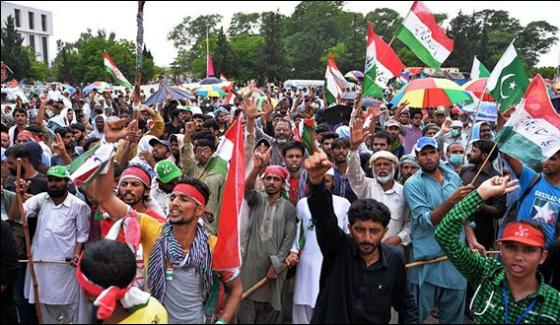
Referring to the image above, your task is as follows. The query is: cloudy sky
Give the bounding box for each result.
[8,1,560,69]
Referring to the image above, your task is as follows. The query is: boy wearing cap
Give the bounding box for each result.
[435,175,560,324]
[20,166,91,323]
[151,160,182,216]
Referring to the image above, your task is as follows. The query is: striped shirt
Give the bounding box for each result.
[435,191,560,324]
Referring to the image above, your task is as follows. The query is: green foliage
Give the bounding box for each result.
[24,47,52,81]
[1,15,31,81]
[51,29,158,85]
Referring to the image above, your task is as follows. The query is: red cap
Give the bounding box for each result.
[497,222,545,247]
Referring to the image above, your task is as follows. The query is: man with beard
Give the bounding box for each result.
[399,154,420,185]
[148,138,172,163]
[331,138,357,203]
[151,160,182,216]
[20,166,90,324]
[283,141,308,205]
[319,131,338,162]
[348,118,411,249]
[460,140,506,250]
[238,149,297,324]
[256,118,293,166]
[5,144,48,195]
[89,161,242,324]
[303,150,418,323]
[180,123,225,235]
[51,127,82,166]
[403,136,479,324]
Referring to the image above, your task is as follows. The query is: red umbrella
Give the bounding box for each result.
[462,78,495,102]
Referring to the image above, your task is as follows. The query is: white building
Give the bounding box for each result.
[1,2,53,65]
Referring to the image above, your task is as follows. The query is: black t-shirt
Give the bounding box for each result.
[164,122,183,139]
[5,173,48,195]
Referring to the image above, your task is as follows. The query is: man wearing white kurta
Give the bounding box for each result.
[289,185,350,324]
[347,150,411,248]
[22,166,91,324]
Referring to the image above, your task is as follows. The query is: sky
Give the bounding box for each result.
[7,1,560,69]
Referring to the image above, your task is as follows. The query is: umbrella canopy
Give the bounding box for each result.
[199,77,222,85]
[196,85,226,98]
[143,85,195,106]
[462,78,494,102]
[83,81,113,93]
[317,104,353,125]
[394,78,475,108]
[344,70,364,83]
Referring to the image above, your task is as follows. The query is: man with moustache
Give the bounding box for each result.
[403,136,479,324]
[303,150,418,323]
[348,118,411,249]
[282,141,308,205]
[255,118,293,166]
[331,138,358,203]
[238,148,297,324]
[87,124,242,324]
[20,166,90,324]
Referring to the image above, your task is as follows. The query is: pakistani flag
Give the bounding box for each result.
[362,21,384,99]
[470,56,490,79]
[486,42,529,112]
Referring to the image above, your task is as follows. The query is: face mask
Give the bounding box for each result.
[449,154,463,166]
[450,129,461,138]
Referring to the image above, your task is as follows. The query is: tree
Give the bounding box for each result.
[213,27,235,78]
[259,11,289,83]
[229,13,261,37]
[24,47,51,81]
[1,15,31,80]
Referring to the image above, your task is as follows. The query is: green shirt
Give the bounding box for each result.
[435,191,560,324]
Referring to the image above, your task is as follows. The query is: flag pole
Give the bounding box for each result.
[206,25,210,77]
[461,81,489,163]
[133,1,145,106]
[16,158,43,324]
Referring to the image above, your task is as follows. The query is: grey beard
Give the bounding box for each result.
[374,169,396,184]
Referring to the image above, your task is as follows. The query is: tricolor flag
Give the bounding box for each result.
[67,143,114,189]
[486,41,529,112]
[363,21,405,98]
[470,56,490,79]
[103,52,132,88]
[362,22,383,99]
[495,74,560,167]
[210,117,245,271]
[396,1,454,69]
[207,53,215,77]
[293,118,315,154]
[324,54,349,105]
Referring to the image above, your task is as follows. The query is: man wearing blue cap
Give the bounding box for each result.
[403,137,479,324]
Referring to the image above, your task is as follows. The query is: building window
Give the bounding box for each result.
[28,11,34,30]
[41,14,47,32]
[14,9,21,27]
[29,35,35,50]
[42,37,48,64]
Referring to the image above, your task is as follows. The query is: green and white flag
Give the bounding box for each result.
[324,54,348,105]
[103,52,133,89]
[486,42,529,112]
[362,21,384,99]
[470,56,490,79]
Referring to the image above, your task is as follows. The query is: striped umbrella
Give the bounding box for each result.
[344,70,364,82]
[196,85,227,97]
[83,81,113,93]
[394,78,475,108]
[462,78,494,102]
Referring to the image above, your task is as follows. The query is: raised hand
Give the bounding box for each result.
[52,133,68,156]
[477,175,519,201]
[104,119,138,143]
[304,150,332,185]
[349,118,371,151]
[253,146,272,170]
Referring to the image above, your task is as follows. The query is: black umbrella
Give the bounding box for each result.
[199,77,222,85]
[317,104,352,125]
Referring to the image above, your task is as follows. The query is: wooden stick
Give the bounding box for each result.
[405,250,500,269]
[19,259,71,265]
[242,266,287,300]
[388,35,396,47]
[469,141,499,186]
[16,158,43,324]
[461,81,489,164]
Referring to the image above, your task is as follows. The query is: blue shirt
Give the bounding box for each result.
[333,168,358,203]
[516,165,560,247]
[403,162,467,289]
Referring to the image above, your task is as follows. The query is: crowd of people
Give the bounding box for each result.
[1,79,559,324]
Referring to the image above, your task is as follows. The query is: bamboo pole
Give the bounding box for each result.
[133,1,146,105]
[16,158,43,324]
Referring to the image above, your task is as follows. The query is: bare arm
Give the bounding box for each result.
[217,275,242,323]
[502,153,522,178]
